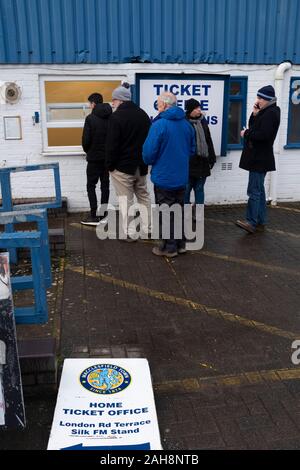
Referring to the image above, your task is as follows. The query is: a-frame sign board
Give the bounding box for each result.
[0,252,25,429]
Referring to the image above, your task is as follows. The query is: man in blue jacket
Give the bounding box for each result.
[143,92,195,257]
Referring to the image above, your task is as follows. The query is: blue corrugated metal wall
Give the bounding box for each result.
[0,0,299,64]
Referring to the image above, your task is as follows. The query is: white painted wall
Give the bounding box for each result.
[0,63,299,211]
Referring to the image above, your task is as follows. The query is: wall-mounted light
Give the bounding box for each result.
[32,111,39,125]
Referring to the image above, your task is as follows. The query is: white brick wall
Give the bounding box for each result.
[0,63,300,211]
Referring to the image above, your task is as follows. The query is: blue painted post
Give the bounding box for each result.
[31,244,48,324]
[53,164,62,208]
[0,171,17,263]
[38,210,52,288]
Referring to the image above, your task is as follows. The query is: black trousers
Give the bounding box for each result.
[154,185,185,252]
[86,161,110,217]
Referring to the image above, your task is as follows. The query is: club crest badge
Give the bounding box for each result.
[79,364,131,394]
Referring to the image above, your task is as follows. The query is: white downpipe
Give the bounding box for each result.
[269,61,292,205]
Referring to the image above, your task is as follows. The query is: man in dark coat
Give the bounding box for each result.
[236,85,280,233]
[106,83,151,241]
[81,93,112,226]
[184,99,216,213]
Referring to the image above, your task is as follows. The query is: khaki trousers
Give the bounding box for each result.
[110,169,151,237]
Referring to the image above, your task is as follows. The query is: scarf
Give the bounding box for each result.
[189,116,209,158]
[259,97,277,111]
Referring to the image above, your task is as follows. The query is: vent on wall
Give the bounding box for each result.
[0,82,22,104]
[221,162,233,171]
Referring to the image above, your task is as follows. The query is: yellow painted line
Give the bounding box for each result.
[71,217,300,239]
[66,263,299,340]
[71,219,300,241]
[70,221,300,276]
[271,205,300,214]
[52,256,65,342]
[69,222,95,231]
[206,217,300,239]
[154,367,300,393]
[198,250,300,277]
[199,362,219,372]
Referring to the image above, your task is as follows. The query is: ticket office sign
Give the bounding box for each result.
[47,358,162,450]
[137,73,230,156]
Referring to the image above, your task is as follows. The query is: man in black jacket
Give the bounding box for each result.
[81,93,112,226]
[106,83,151,241]
[236,85,280,233]
[184,99,216,213]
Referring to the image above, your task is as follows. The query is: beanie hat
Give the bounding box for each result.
[185,98,201,115]
[112,82,131,101]
[257,85,276,101]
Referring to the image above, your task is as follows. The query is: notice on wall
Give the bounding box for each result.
[48,358,162,450]
[0,252,25,430]
[137,74,229,156]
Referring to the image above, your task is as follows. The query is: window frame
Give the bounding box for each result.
[39,75,125,154]
[285,76,300,149]
[227,76,248,150]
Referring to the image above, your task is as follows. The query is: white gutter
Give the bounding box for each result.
[269,61,292,205]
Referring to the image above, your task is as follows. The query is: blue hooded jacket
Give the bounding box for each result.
[143,106,195,190]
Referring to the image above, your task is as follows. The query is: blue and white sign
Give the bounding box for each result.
[137,74,229,156]
[47,358,162,450]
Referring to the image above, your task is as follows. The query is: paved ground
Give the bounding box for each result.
[1,203,300,450]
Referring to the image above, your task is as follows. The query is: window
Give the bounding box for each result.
[227,77,247,150]
[286,77,300,148]
[40,78,121,152]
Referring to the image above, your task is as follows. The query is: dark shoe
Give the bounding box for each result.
[235,220,255,234]
[152,246,178,258]
[256,224,266,232]
[177,242,187,254]
[81,215,100,226]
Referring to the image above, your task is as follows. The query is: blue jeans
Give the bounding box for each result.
[185,176,207,205]
[246,171,267,228]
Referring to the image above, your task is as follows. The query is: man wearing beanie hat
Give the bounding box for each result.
[111,83,132,102]
[184,98,216,213]
[106,82,151,241]
[237,84,280,234]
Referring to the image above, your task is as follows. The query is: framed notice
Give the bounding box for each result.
[3,116,22,140]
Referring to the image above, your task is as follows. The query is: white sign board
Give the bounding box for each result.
[48,358,162,450]
[0,252,25,430]
[138,75,228,156]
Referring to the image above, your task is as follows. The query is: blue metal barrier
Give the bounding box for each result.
[0,163,62,264]
[0,209,52,288]
[0,231,48,324]
[0,163,62,212]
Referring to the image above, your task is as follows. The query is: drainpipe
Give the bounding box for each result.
[269,61,292,205]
